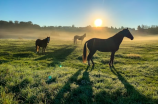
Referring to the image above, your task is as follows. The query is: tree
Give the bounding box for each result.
[72,24,75,28]
[14,20,19,24]
[137,25,141,31]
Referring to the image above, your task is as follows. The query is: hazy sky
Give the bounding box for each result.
[0,0,157,29]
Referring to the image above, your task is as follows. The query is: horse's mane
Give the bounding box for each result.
[42,37,49,41]
[114,30,123,36]
[109,29,126,46]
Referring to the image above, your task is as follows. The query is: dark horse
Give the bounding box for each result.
[74,33,86,44]
[82,28,134,67]
[35,37,50,54]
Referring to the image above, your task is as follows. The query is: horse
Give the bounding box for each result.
[74,33,86,44]
[35,37,50,54]
[82,28,134,67]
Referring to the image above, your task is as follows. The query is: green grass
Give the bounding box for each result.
[0,39,158,104]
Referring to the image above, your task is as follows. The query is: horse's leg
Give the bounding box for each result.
[91,58,94,67]
[87,50,96,66]
[44,47,46,54]
[111,51,116,66]
[109,51,115,66]
[43,47,45,54]
[42,47,44,54]
[39,47,40,53]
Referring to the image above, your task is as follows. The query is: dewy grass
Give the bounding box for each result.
[0,39,158,104]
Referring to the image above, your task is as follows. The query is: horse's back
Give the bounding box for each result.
[87,38,118,52]
[36,39,46,47]
[74,35,85,40]
[74,35,79,39]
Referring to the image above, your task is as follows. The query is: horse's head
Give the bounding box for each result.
[122,28,134,40]
[47,37,50,43]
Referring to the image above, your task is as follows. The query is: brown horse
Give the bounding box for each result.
[74,33,86,44]
[35,37,50,54]
[82,28,134,67]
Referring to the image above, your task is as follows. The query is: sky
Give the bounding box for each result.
[0,0,158,29]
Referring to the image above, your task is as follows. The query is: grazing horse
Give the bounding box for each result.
[82,28,134,67]
[74,33,86,44]
[35,37,50,54]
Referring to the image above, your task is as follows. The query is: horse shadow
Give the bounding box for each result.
[93,66,158,103]
[3,44,35,53]
[45,69,82,103]
[40,66,157,103]
[0,42,37,65]
[35,45,77,67]
[86,65,95,71]
[51,67,93,104]
[0,59,10,64]
[10,78,30,93]
[98,66,158,103]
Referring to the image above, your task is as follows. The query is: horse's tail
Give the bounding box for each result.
[35,40,39,53]
[36,46,39,53]
[82,41,88,63]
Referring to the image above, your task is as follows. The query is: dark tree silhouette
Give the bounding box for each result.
[0,20,158,34]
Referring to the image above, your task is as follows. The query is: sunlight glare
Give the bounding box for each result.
[94,19,102,27]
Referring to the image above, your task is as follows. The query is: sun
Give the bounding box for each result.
[94,19,102,27]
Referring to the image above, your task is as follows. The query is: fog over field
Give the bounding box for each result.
[1,28,158,42]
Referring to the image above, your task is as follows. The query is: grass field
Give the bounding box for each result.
[0,38,158,104]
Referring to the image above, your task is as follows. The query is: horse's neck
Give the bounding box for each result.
[43,38,47,42]
[112,33,124,46]
[80,35,85,39]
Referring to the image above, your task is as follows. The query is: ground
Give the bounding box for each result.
[0,38,158,104]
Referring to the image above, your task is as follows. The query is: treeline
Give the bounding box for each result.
[137,25,158,34]
[0,20,40,29]
[0,20,158,34]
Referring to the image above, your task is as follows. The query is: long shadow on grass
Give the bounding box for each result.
[51,67,93,103]
[0,59,10,64]
[10,78,30,93]
[8,78,31,103]
[64,68,93,103]
[35,45,77,67]
[109,66,158,103]
[1,45,35,59]
[4,45,35,52]
[49,69,82,103]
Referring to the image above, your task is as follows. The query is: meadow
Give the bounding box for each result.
[0,37,158,104]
